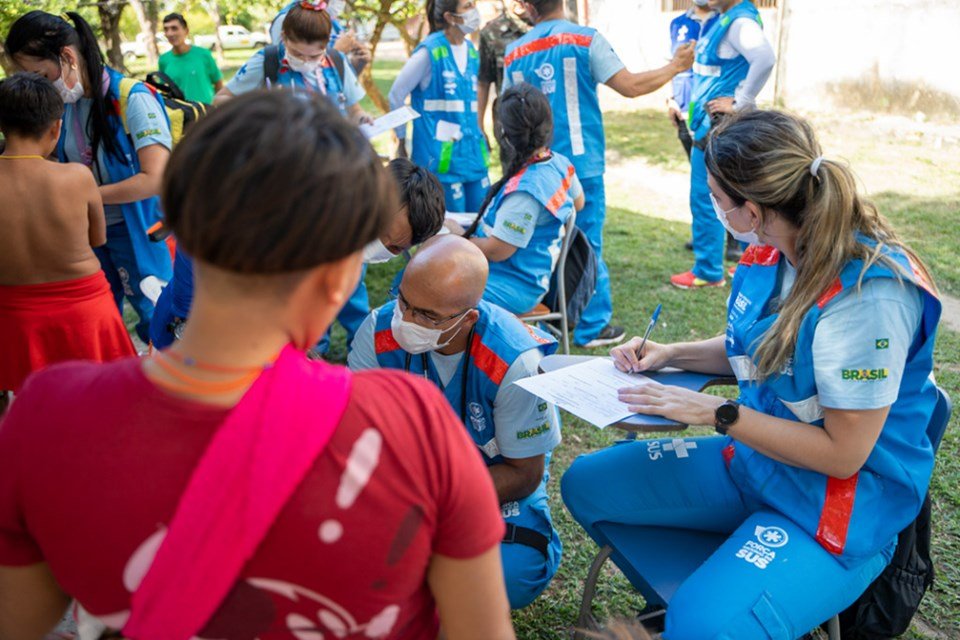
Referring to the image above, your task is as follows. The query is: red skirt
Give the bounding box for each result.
[0,271,136,392]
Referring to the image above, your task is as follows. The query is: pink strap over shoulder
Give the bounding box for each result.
[123,345,352,640]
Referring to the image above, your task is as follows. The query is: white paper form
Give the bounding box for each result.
[359,106,420,139]
[513,358,652,428]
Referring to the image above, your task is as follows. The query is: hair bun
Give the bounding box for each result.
[299,0,328,10]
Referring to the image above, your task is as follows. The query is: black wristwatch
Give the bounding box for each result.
[714,400,740,435]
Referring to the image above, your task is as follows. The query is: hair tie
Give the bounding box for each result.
[60,12,72,23]
[810,155,824,178]
[299,0,328,10]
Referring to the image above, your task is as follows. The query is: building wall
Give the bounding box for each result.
[585,0,959,117]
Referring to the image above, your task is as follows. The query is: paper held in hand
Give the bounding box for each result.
[513,358,653,428]
[360,106,420,139]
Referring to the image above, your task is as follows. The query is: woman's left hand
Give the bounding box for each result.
[707,96,735,115]
[356,112,375,126]
[618,380,726,426]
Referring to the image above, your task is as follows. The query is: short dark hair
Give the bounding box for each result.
[163,13,188,28]
[389,158,445,244]
[163,91,397,275]
[0,72,64,138]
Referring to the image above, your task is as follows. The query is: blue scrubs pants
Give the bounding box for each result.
[442,177,489,213]
[690,146,726,283]
[148,284,176,349]
[500,497,562,610]
[573,175,612,345]
[561,437,892,640]
[95,222,156,343]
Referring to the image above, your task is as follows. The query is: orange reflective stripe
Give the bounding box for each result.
[504,33,594,68]
[816,277,844,309]
[504,165,531,195]
[815,473,859,555]
[738,245,780,267]
[374,329,401,354]
[470,334,509,385]
[545,164,576,216]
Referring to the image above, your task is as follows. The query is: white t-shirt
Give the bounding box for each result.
[348,308,562,460]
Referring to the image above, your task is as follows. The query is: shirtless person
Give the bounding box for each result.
[0,73,134,398]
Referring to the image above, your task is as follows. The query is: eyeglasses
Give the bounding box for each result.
[396,288,472,327]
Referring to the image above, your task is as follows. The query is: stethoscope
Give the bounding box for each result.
[403,325,477,425]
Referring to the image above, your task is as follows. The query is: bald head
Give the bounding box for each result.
[404,235,489,311]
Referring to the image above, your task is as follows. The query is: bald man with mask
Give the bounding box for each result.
[348,236,563,610]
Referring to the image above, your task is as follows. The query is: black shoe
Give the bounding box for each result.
[684,240,694,251]
[579,324,626,349]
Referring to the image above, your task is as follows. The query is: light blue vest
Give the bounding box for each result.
[410,31,490,183]
[670,9,719,112]
[373,299,560,551]
[57,68,172,282]
[504,20,605,180]
[269,43,350,116]
[724,243,941,564]
[477,152,576,314]
[687,1,760,141]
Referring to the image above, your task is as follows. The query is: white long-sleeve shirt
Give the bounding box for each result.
[387,42,469,139]
[719,17,776,109]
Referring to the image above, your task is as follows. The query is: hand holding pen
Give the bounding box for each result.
[611,304,669,373]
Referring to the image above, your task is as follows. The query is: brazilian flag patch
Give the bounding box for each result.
[876,338,890,350]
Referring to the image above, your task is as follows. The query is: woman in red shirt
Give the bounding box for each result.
[0,90,514,640]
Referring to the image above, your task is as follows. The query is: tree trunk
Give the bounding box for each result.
[98,0,126,72]
[360,5,390,113]
[127,0,160,68]
[203,1,226,65]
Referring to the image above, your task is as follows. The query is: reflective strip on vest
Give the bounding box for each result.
[780,395,824,424]
[511,70,524,85]
[545,164,576,215]
[374,328,401,354]
[504,32,594,67]
[470,333,509,385]
[438,140,454,174]
[471,100,478,112]
[693,62,722,77]
[563,57,585,156]
[816,473,859,555]
[728,355,758,382]
[423,99,466,113]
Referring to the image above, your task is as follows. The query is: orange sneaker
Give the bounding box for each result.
[670,270,725,289]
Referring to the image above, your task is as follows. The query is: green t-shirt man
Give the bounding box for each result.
[159,45,222,104]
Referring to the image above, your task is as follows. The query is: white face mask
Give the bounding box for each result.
[391,302,468,355]
[54,59,85,104]
[456,8,482,34]
[362,239,398,264]
[711,193,761,245]
[286,52,321,74]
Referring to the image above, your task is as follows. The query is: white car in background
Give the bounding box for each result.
[120,33,171,60]
[193,25,269,50]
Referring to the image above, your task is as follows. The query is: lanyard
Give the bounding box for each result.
[404,326,477,425]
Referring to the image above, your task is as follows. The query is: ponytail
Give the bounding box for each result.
[5,11,121,163]
[465,83,554,238]
[705,109,937,380]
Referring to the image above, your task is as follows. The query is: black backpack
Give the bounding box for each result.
[262,44,346,87]
[542,225,597,329]
[130,71,208,145]
[834,494,936,639]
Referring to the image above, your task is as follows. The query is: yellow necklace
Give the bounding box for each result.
[0,155,45,160]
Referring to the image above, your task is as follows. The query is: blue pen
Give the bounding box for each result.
[633,304,662,372]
